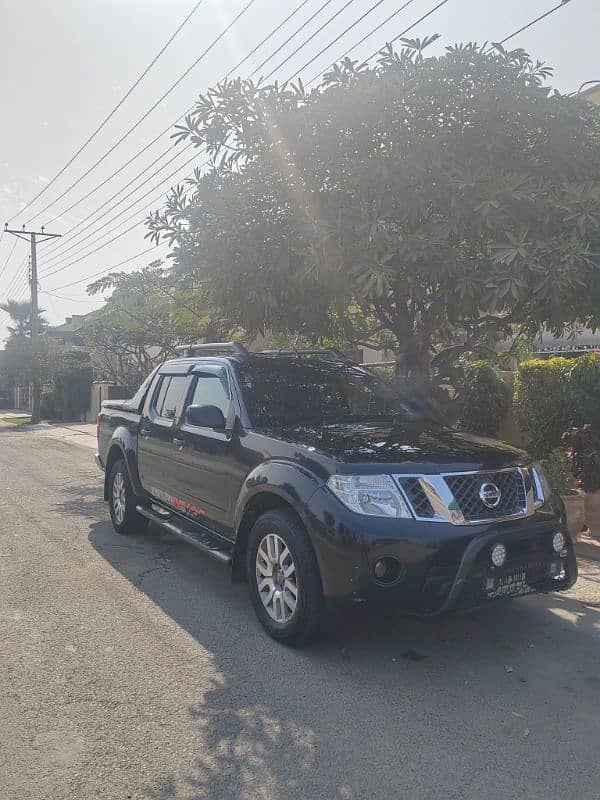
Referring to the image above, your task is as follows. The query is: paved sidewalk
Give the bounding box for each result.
[0,419,98,450]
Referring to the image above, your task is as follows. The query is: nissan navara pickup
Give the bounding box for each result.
[95,342,577,645]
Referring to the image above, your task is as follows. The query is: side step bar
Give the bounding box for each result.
[136,505,233,565]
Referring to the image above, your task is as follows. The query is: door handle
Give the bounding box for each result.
[173,437,185,450]
[140,427,151,438]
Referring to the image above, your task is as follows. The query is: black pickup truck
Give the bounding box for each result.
[96,342,577,645]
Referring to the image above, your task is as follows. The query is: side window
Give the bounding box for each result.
[152,376,189,422]
[161,376,189,420]
[189,374,230,420]
[125,366,159,413]
[152,377,171,417]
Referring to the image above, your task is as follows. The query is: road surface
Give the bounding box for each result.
[1,424,600,799]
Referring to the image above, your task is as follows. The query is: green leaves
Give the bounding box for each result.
[144,39,600,388]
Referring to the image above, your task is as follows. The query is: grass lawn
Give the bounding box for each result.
[1,416,32,426]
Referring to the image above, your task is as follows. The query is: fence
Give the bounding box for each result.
[84,382,131,423]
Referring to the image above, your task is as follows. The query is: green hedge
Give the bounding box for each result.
[52,363,92,420]
[570,354,600,431]
[41,352,92,421]
[514,353,600,457]
[458,361,511,437]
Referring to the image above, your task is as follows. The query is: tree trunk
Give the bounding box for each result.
[392,338,432,394]
[30,378,41,425]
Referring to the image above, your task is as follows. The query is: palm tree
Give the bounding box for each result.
[0,300,47,339]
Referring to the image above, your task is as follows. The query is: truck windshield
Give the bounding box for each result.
[236,359,421,428]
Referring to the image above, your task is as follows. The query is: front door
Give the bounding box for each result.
[137,372,192,505]
[173,369,245,539]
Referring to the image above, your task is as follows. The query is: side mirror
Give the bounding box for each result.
[185,404,227,430]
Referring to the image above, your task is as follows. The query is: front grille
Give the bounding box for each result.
[399,477,435,518]
[444,469,526,521]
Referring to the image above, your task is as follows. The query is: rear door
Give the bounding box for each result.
[137,371,192,504]
[173,367,246,539]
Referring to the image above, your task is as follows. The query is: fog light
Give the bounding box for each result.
[552,531,566,553]
[491,542,507,567]
[373,557,402,585]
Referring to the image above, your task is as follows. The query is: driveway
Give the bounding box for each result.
[1,427,599,799]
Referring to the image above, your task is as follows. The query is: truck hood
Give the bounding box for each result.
[268,419,528,473]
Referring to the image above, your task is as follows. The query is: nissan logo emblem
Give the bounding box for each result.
[479,482,502,508]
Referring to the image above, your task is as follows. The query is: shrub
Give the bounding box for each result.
[562,424,600,492]
[569,353,600,431]
[457,361,511,437]
[52,362,92,420]
[40,390,57,420]
[513,358,575,457]
[542,448,575,496]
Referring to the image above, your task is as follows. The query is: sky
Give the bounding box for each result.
[0,0,598,341]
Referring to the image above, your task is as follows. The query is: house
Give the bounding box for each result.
[45,313,89,346]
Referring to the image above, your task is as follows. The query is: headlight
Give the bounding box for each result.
[531,462,553,505]
[326,475,412,518]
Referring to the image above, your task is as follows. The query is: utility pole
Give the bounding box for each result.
[3,223,61,423]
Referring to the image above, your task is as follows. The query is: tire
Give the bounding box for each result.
[247,509,324,646]
[108,458,148,536]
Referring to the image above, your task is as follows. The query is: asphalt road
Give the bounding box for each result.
[1,426,600,800]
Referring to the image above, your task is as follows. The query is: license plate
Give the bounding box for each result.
[485,569,533,600]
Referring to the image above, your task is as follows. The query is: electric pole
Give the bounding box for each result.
[3,223,61,424]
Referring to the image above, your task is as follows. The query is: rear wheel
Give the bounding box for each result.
[108,458,148,536]
[247,509,324,646]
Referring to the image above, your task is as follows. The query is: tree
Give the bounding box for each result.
[0,335,57,390]
[80,260,234,390]
[147,40,600,390]
[1,300,47,339]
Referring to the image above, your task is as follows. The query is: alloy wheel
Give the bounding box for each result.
[256,533,298,623]
[112,470,126,525]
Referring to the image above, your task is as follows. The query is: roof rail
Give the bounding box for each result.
[175,341,249,358]
[258,347,351,362]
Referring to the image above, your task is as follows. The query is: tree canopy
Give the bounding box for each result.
[147,39,600,389]
[1,300,47,339]
[80,261,233,390]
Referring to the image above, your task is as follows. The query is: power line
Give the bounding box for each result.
[305,0,419,84]
[49,247,162,292]
[0,239,19,282]
[363,0,451,62]
[39,287,105,304]
[1,256,29,300]
[39,0,315,236]
[38,0,355,269]
[249,0,337,79]
[498,0,572,45]
[263,0,359,82]
[41,0,405,285]
[40,143,195,266]
[288,0,389,82]
[40,150,205,279]
[35,0,319,266]
[41,0,455,292]
[9,0,207,224]
[224,0,315,80]
[24,0,260,226]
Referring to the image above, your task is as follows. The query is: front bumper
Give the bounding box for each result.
[304,486,577,614]
[94,453,104,473]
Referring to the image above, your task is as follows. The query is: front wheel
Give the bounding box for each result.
[108,459,148,536]
[247,509,324,646]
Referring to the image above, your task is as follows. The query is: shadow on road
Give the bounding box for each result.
[75,510,600,799]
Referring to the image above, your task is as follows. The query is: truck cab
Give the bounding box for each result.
[96,342,577,645]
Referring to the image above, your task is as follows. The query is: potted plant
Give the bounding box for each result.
[542,448,584,538]
[562,425,600,537]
